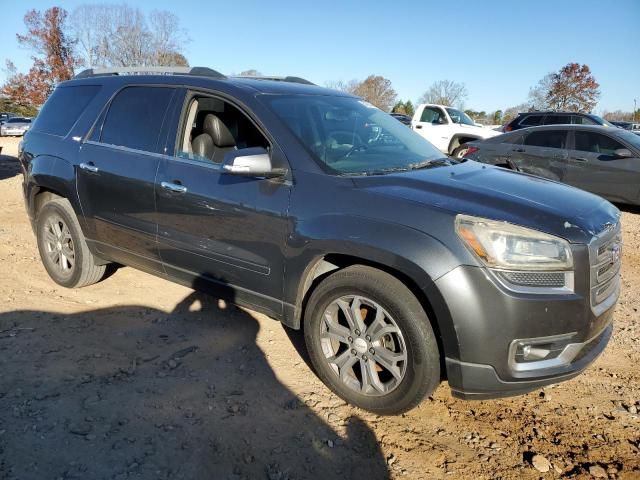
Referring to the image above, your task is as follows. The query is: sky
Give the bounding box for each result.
[1,0,638,113]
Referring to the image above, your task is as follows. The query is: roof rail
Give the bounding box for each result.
[233,75,315,85]
[74,66,226,79]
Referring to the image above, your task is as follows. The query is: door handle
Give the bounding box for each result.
[415,125,423,129]
[571,157,588,162]
[512,148,525,153]
[79,162,99,173]
[161,181,188,194]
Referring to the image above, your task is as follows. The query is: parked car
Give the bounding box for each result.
[0,117,32,136]
[503,111,614,132]
[0,111,17,125]
[411,103,500,157]
[20,67,620,414]
[390,112,412,125]
[459,125,640,205]
[610,121,632,130]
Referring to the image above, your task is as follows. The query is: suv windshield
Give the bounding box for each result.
[445,107,475,126]
[264,95,448,175]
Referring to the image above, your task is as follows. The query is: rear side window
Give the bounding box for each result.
[31,85,100,137]
[544,114,571,125]
[524,130,567,148]
[519,115,542,126]
[574,132,625,156]
[100,86,174,152]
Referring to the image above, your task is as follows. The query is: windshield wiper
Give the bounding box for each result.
[407,157,451,170]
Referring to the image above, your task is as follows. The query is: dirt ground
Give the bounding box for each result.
[0,136,638,480]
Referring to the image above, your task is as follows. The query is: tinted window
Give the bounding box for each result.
[31,85,100,137]
[544,115,571,125]
[7,118,30,123]
[100,86,174,152]
[574,132,625,156]
[524,130,567,148]
[572,115,596,125]
[519,115,542,126]
[420,107,446,124]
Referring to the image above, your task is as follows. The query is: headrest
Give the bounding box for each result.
[202,114,236,148]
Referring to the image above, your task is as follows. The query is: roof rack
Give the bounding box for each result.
[233,75,315,85]
[74,66,226,79]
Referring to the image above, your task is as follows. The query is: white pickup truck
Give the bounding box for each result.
[411,104,500,157]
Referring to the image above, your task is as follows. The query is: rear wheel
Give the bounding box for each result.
[303,265,440,414]
[36,198,106,288]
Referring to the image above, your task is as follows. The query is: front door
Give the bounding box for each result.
[565,129,640,204]
[412,105,451,153]
[77,85,176,271]
[155,91,291,317]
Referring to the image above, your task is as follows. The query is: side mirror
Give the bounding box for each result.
[613,148,633,158]
[222,147,285,178]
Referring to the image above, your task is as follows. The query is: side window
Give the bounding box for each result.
[176,94,269,164]
[31,85,101,137]
[544,114,571,125]
[524,130,567,149]
[420,107,446,124]
[519,115,542,126]
[572,115,596,125]
[100,86,174,152]
[574,132,625,156]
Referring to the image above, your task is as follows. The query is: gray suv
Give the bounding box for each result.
[19,67,621,414]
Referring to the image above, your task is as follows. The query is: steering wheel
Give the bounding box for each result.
[326,131,366,158]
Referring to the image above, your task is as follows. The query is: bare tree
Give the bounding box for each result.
[324,79,359,94]
[238,69,262,76]
[502,103,531,123]
[70,4,189,68]
[419,80,468,108]
[527,73,554,110]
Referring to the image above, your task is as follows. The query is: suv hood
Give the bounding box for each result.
[353,161,619,244]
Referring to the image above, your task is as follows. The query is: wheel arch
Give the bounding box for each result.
[447,134,483,154]
[285,251,460,369]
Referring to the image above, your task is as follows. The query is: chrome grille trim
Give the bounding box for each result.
[588,223,622,314]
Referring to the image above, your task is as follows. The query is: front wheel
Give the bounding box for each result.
[303,265,441,414]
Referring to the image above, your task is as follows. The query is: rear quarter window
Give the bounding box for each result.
[519,115,542,126]
[31,85,101,137]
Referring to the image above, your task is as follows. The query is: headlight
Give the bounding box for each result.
[455,214,573,271]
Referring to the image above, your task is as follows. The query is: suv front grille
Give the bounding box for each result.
[589,223,622,312]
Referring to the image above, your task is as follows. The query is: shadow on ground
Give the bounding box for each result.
[0,153,20,180]
[0,290,389,480]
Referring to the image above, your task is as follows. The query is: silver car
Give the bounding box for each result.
[0,117,32,136]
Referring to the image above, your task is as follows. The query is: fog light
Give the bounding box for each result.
[518,343,550,361]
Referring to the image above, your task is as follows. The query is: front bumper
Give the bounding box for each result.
[435,262,617,400]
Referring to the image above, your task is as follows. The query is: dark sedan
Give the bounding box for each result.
[460,125,640,205]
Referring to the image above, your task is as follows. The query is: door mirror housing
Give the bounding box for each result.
[222,147,285,178]
[613,148,633,158]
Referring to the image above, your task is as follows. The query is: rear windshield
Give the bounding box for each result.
[7,118,30,123]
[519,115,542,126]
[31,85,101,137]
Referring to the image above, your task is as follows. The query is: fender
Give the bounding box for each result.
[25,154,88,235]
[282,214,462,360]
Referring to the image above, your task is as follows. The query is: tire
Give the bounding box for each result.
[36,198,106,288]
[303,265,440,414]
[451,145,470,159]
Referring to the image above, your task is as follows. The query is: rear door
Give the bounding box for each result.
[565,130,640,203]
[77,85,176,271]
[510,129,569,181]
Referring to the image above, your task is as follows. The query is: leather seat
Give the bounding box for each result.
[192,113,237,163]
